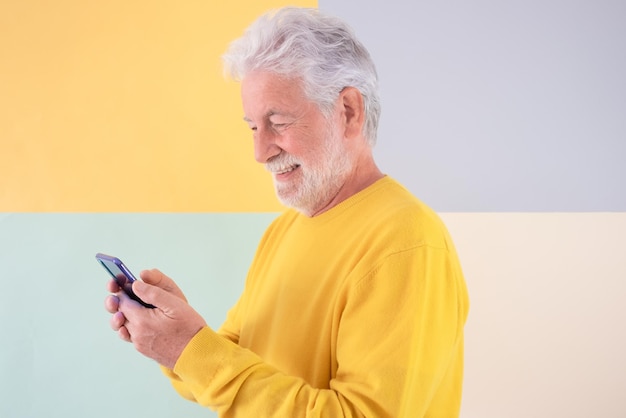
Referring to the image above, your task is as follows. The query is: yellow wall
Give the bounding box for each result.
[0,1,317,212]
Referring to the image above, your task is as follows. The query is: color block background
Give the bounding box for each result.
[1,1,625,418]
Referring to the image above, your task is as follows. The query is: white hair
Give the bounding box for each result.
[222,7,381,146]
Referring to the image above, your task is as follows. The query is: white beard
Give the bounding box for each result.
[266,124,352,216]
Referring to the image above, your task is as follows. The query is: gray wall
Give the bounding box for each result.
[319,0,626,211]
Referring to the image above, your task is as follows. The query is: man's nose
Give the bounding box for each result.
[253,127,281,163]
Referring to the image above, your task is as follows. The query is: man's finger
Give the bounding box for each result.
[110,311,126,331]
[139,269,187,301]
[131,280,184,315]
[106,278,121,293]
[118,325,131,342]
[104,294,120,314]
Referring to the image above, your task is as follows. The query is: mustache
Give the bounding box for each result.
[265,154,301,173]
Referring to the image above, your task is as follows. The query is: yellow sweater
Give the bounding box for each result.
[165,176,469,417]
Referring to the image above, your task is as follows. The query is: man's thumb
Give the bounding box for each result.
[132,280,182,311]
[139,269,187,302]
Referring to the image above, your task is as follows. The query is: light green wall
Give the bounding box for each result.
[0,213,277,418]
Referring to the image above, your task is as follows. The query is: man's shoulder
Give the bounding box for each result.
[359,176,440,220]
[358,177,451,249]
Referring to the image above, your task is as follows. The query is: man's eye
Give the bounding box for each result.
[272,122,290,131]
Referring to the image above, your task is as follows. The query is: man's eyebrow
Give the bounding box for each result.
[243,110,281,123]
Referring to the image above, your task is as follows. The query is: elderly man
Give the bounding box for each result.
[105,7,469,417]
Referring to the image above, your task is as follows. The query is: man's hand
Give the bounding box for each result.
[139,268,189,302]
[104,269,207,369]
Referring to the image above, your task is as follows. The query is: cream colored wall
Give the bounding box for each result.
[441,213,626,417]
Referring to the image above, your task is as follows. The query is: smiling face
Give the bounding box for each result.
[241,71,353,216]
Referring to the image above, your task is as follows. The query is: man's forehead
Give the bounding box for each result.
[241,74,314,121]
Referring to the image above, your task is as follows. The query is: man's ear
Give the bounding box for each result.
[339,87,365,140]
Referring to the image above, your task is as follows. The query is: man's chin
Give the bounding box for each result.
[275,190,311,215]
[275,191,298,209]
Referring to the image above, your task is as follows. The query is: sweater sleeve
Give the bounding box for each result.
[160,295,245,403]
[165,244,468,417]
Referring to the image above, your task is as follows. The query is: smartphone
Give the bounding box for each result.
[96,253,156,308]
